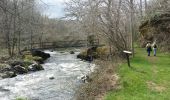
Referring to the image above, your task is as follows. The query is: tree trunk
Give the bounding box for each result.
[130,0,135,57]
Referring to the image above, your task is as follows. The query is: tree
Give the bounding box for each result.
[130,0,135,57]
[65,0,135,57]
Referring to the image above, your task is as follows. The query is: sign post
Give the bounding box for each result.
[123,50,132,67]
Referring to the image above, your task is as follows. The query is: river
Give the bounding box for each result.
[0,50,95,100]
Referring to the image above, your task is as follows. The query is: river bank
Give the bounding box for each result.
[75,46,123,100]
[75,60,120,100]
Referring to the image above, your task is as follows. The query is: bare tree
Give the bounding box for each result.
[65,0,134,56]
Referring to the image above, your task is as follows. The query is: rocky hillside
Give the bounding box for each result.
[139,12,170,51]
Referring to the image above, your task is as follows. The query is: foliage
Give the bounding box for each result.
[96,47,108,56]
[24,55,42,62]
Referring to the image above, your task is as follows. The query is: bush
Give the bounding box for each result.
[96,47,108,55]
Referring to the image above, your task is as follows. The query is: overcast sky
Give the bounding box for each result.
[38,0,150,18]
[38,0,68,18]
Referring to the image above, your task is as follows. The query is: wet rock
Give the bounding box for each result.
[77,54,87,61]
[49,76,55,80]
[60,51,64,53]
[0,87,10,92]
[77,46,98,61]
[33,57,44,64]
[1,71,17,79]
[81,75,92,83]
[28,63,44,71]
[13,65,28,74]
[31,50,50,61]
[70,51,75,54]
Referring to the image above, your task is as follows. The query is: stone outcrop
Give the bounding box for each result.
[139,12,170,51]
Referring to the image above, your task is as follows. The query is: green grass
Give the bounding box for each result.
[105,47,170,100]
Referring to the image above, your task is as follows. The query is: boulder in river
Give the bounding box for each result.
[13,65,28,74]
[31,50,50,61]
[77,50,97,61]
[81,75,92,83]
[28,63,44,71]
[49,76,55,80]
[70,51,75,54]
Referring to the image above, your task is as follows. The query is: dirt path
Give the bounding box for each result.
[146,56,167,93]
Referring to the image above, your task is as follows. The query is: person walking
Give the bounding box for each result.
[146,42,152,56]
[152,43,157,56]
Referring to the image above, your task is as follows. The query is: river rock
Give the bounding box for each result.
[49,76,55,80]
[81,75,92,83]
[1,71,17,79]
[77,46,98,61]
[31,50,50,61]
[13,65,28,74]
[70,51,75,54]
[28,63,44,71]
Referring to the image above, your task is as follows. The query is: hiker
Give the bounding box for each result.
[152,42,157,56]
[146,42,152,56]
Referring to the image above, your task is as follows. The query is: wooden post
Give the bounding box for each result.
[123,50,132,67]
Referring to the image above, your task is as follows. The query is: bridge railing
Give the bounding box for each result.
[30,39,100,49]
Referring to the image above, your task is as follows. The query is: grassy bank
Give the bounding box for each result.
[105,47,170,100]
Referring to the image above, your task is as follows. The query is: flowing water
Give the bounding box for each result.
[0,50,95,100]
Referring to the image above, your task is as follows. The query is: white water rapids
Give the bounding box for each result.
[0,50,95,100]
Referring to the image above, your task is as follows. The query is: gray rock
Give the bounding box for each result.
[14,65,28,74]
[81,75,92,83]
[0,64,12,72]
[1,71,17,79]
[8,60,25,67]
[49,76,55,80]
[70,51,75,54]
[28,63,44,71]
